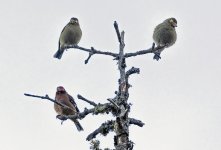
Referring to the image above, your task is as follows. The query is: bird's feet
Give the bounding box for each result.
[153,52,161,61]
[56,115,68,125]
[70,44,78,49]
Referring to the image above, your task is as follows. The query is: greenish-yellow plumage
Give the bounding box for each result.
[54,17,82,59]
[153,18,177,60]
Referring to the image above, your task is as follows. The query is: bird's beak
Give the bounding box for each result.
[173,22,177,27]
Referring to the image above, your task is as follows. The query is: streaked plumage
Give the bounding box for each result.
[54,86,83,131]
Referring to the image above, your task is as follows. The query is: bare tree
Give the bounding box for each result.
[25,21,166,150]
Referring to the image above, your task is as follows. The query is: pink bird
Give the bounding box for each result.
[54,86,83,131]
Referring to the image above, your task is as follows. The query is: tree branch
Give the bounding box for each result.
[24,93,106,121]
[113,21,132,150]
[25,92,116,123]
[90,140,101,150]
[65,45,118,62]
[107,98,120,109]
[26,21,161,150]
[114,21,122,44]
[124,43,165,58]
[60,102,115,122]
[129,118,145,127]
[86,120,115,141]
[77,94,98,106]
[24,93,72,110]
[56,107,95,122]
[84,47,95,64]
[126,67,140,78]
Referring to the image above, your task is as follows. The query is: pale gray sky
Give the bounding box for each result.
[0,0,221,149]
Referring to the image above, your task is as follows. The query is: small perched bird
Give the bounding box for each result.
[153,17,177,60]
[54,17,82,59]
[54,86,83,131]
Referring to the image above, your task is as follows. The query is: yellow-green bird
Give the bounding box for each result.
[153,18,177,60]
[54,17,82,59]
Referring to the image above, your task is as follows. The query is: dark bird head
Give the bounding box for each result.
[165,18,177,28]
[56,86,66,94]
[70,17,79,25]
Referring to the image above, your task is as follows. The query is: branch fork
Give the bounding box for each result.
[23,21,175,150]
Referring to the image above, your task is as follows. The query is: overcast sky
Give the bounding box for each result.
[0,0,221,150]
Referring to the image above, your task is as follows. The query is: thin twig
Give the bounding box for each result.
[120,31,125,46]
[24,93,72,110]
[107,98,120,109]
[69,108,95,120]
[85,47,96,64]
[86,120,115,141]
[77,94,98,106]
[126,67,140,78]
[129,118,145,127]
[124,44,165,58]
[66,45,118,58]
[64,102,113,121]
[114,21,122,44]
[57,107,95,122]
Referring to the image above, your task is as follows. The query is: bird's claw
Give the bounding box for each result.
[61,120,64,125]
[72,44,78,48]
[56,115,68,125]
[56,115,68,121]
[153,52,161,61]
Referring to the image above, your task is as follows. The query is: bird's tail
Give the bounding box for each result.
[71,119,84,131]
[53,49,64,59]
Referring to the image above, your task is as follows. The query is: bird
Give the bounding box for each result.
[54,17,82,59]
[153,17,177,60]
[54,86,83,131]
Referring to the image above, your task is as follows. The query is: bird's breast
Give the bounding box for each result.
[59,25,82,47]
[153,26,177,47]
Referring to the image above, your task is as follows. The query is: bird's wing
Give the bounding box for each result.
[58,24,68,49]
[68,94,80,113]
[154,23,162,32]
[58,39,61,50]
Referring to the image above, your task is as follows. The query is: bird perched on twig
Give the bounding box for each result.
[54,86,83,131]
[54,17,82,59]
[153,17,177,60]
